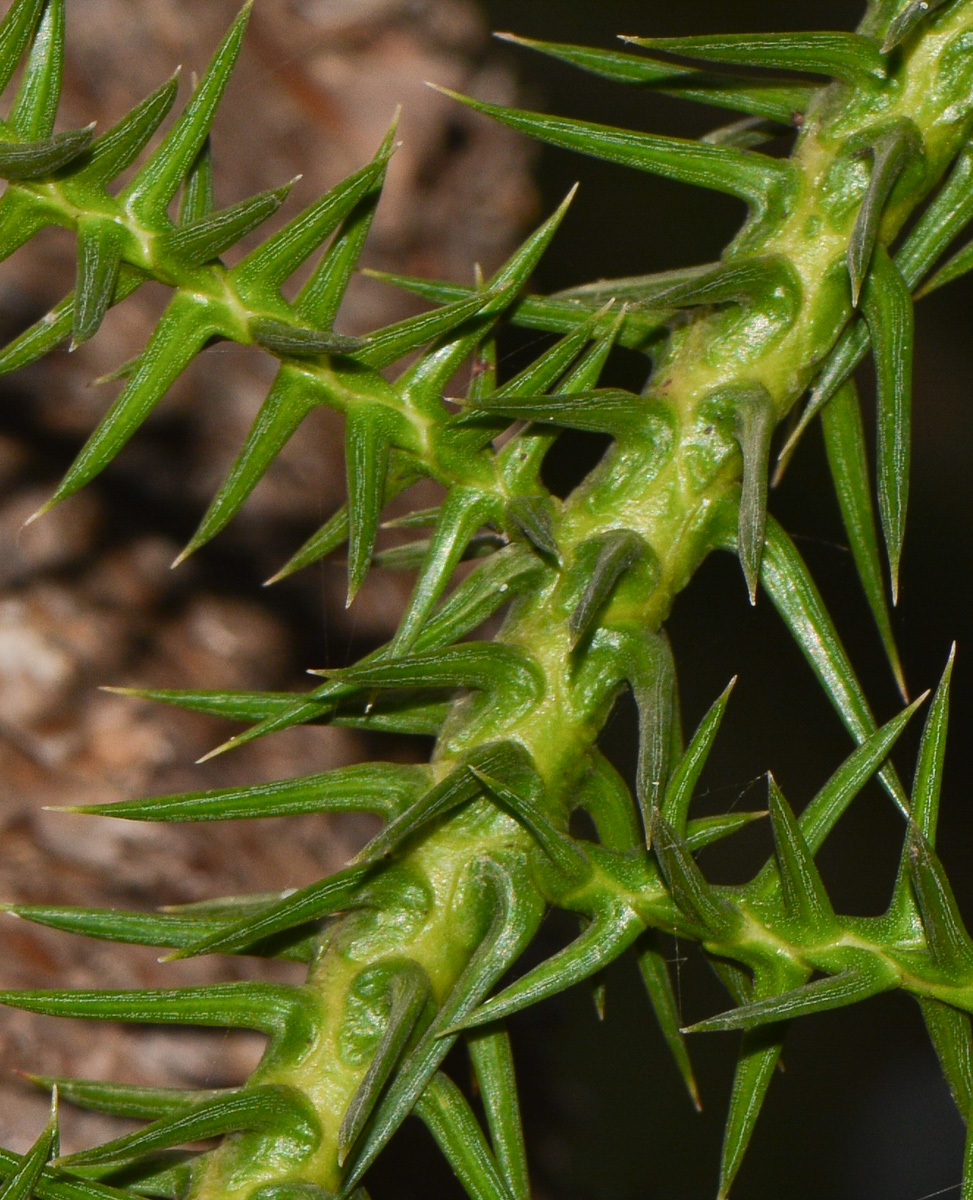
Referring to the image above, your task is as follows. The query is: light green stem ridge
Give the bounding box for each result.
[178,6,973,1200]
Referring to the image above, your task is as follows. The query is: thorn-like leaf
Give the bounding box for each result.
[161,182,294,266]
[432,88,792,213]
[346,410,392,605]
[687,962,898,1032]
[862,246,914,601]
[767,776,835,928]
[122,3,252,223]
[0,1092,59,1200]
[414,1074,513,1200]
[908,825,973,972]
[0,124,93,179]
[919,235,973,296]
[718,1027,786,1200]
[883,0,951,51]
[340,856,545,1194]
[67,761,429,824]
[911,646,954,843]
[179,138,215,224]
[847,120,921,305]
[662,678,736,835]
[0,0,46,98]
[73,218,125,347]
[497,34,815,124]
[635,932,700,1110]
[626,32,886,87]
[821,380,906,699]
[651,813,740,938]
[450,900,644,1032]
[757,515,909,812]
[569,529,654,645]
[338,963,430,1165]
[9,0,63,140]
[81,72,180,189]
[918,996,973,1118]
[56,1085,319,1168]
[461,388,641,438]
[574,752,642,854]
[28,1077,228,1122]
[466,1027,531,1200]
[504,495,559,560]
[627,631,676,830]
[731,385,775,603]
[250,318,366,358]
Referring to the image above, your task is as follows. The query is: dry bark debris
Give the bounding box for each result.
[0,0,535,1153]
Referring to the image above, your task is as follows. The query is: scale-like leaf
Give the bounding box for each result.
[433,89,791,213]
[883,0,951,51]
[847,120,920,305]
[862,246,914,599]
[122,3,252,223]
[497,34,815,124]
[686,962,898,1032]
[767,777,835,929]
[651,813,739,938]
[0,1093,58,1200]
[911,647,954,842]
[451,900,644,1032]
[414,1074,512,1200]
[635,933,700,1110]
[57,1086,319,1168]
[466,1027,531,1200]
[65,761,429,823]
[339,964,430,1165]
[732,385,775,603]
[662,678,736,835]
[821,380,906,698]
[340,856,545,1194]
[758,516,908,811]
[569,529,653,645]
[73,217,124,347]
[627,32,885,86]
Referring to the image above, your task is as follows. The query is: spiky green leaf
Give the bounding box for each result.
[414,1074,512,1200]
[662,678,736,835]
[466,1027,531,1200]
[635,933,700,1110]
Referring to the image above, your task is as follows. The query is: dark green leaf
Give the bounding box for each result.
[414,1074,512,1200]
[504,495,559,560]
[434,88,791,212]
[862,246,914,600]
[28,1077,228,1122]
[767,776,835,929]
[651,813,739,938]
[346,410,392,604]
[80,73,180,189]
[627,630,676,828]
[662,678,736,835]
[718,1027,786,1200]
[178,138,215,225]
[821,380,906,699]
[161,182,294,266]
[73,217,125,347]
[466,1027,531,1200]
[9,0,63,140]
[250,318,366,358]
[635,933,700,1110]
[911,646,954,842]
[732,385,775,603]
[0,1093,58,1200]
[628,31,886,86]
[883,0,951,51]
[0,0,46,97]
[0,124,93,179]
[569,529,653,645]
[908,826,973,972]
[918,997,973,1118]
[498,34,815,124]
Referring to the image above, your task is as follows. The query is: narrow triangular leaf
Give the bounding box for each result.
[883,0,951,51]
[0,124,93,179]
[346,410,392,604]
[250,318,366,358]
[56,1086,318,1168]
[462,388,641,438]
[912,646,954,842]
[29,1077,227,1122]
[651,813,739,938]
[9,0,63,140]
[848,120,920,305]
[122,3,252,222]
[919,996,973,1118]
[635,932,700,1110]
[340,856,545,1193]
[862,246,914,600]
[718,1028,786,1200]
[767,776,835,928]
[662,678,736,835]
[758,515,908,811]
[0,1151,129,1200]
[79,73,180,189]
[178,138,215,225]
[0,0,45,97]
[504,495,559,560]
[73,217,125,347]
[627,32,886,86]
[687,963,898,1032]
[627,630,676,829]
[821,380,906,698]
[908,826,973,972]
[67,761,429,823]
[360,290,511,371]
[433,88,791,211]
[919,236,973,295]
[732,385,775,603]
[498,33,814,124]
[414,1074,512,1200]
[160,182,294,266]
[466,1027,531,1200]
[339,964,430,1164]
[0,1093,58,1200]
[569,529,652,645]
[451,901,644,1032]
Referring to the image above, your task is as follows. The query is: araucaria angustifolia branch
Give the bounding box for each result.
[1,1,973,1198]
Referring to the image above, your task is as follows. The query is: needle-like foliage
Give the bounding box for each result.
[2,2,973,1199]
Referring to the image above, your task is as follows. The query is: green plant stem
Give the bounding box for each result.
[181,7,973,1199]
